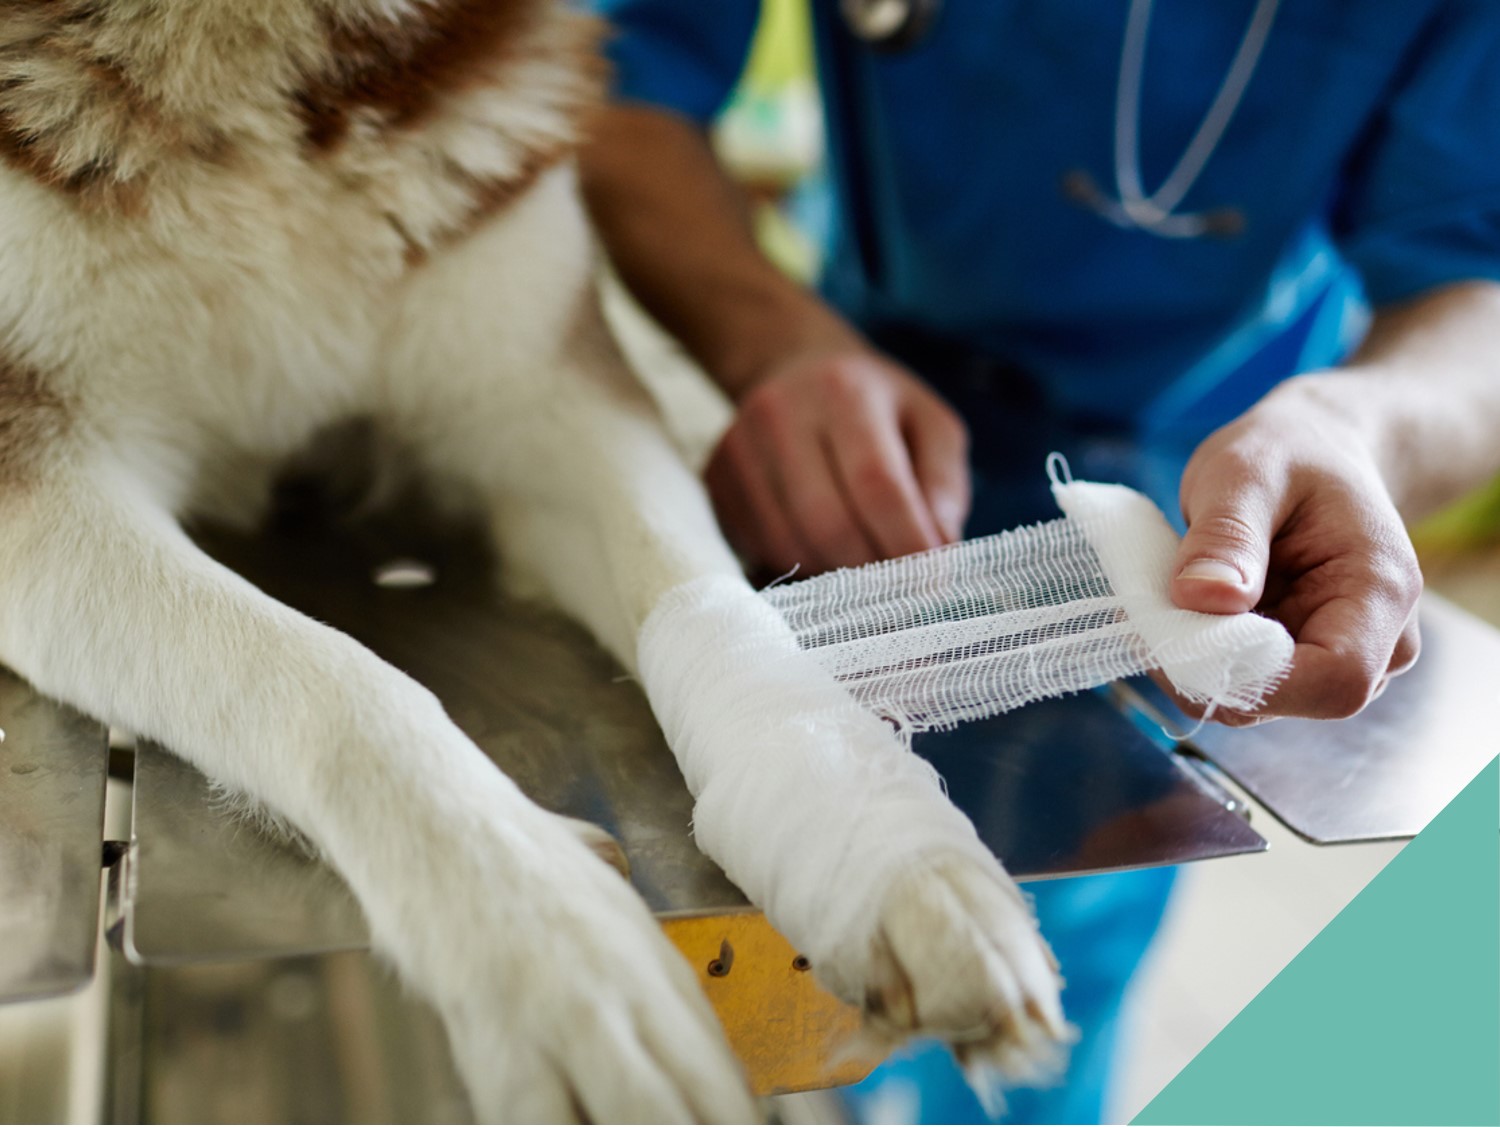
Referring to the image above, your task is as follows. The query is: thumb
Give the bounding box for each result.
[1171,490,1271,615]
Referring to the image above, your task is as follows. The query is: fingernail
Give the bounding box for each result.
[934,500,966,541]
[1178,558,1244,585]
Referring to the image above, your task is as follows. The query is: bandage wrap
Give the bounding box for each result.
[764,475,1295,731]
[638,574,1004,1000]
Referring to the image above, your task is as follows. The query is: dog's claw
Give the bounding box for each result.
[864,927,919,1035]
[559,814,632,879]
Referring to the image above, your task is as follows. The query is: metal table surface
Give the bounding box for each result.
[124,699,1267,964]
[0,672,107,1002]
[1122,593,1500,843]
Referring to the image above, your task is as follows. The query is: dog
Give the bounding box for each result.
[0,1,1066,1120]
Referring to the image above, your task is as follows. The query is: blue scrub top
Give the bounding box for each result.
[592,0,1500,438]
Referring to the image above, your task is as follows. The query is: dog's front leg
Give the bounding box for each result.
[0,464,756,1123]
[480,299,1070,1085]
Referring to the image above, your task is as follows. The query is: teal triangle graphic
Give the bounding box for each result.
[1133,756,1500,1126]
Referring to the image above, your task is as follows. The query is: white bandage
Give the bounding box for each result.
[637,575,1003,999]
[764,467,1294,732]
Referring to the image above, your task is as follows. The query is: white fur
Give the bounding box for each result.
[0,7,1066,1118]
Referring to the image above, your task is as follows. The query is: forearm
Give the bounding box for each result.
[1264,280,1500,519]
[578,103,861,398]
[581,105,971,569]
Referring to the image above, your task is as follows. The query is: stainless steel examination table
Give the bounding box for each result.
[3,504,1497,1122]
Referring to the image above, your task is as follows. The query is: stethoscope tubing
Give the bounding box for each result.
[841,0,1280,240]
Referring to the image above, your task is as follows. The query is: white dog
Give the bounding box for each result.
[0,1,1065,1120]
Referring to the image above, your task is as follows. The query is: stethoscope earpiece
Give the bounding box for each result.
[840,0,941,53]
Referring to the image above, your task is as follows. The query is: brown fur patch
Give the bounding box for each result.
[1,1,604,242]
[0,118,145,215]
[299,0,552,151]
[323,1,609,262]
[0,7,183,211]
[0,357,70,485]
[0,104,78,189]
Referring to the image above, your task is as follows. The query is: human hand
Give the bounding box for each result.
[1165,378,1423,723]
[705,348,971,575]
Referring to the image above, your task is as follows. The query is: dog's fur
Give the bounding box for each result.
[0,2,1064,1120]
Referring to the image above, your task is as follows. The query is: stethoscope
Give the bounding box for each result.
[840,0,942,52]
[840,0,1282,239]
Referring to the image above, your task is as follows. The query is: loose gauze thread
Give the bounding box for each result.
[762,459,1294,734]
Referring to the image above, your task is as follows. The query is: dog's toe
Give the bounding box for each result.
[868,853,1072,1086]
[441,816,760,1124]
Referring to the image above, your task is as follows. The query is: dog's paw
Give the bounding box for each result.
[861,853,1071,1085]
[424,808,761,1124]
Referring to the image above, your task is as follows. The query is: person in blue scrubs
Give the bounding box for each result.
[578,1,1500,1121]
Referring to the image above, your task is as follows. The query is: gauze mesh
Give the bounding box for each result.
[763,470,1295,731]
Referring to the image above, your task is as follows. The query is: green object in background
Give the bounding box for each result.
[1133,757,1500,1126]
[715,0,820,189]
[715,0,822,281]
[1412,473,1500,555]
[740,0,815,95]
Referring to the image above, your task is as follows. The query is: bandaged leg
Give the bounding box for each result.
[638,575,1068,1078]
[469,332,1067,1082]
[499,431,1071,1080]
